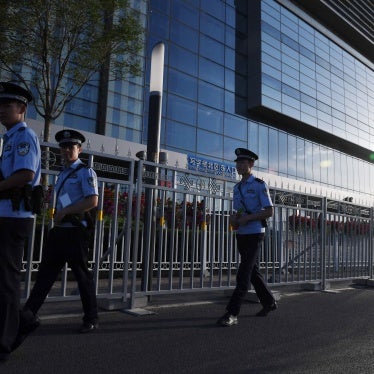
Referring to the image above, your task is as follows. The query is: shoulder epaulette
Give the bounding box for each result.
[255,177,264,183]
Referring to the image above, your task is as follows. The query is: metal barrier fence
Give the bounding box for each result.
[21,145,374,309]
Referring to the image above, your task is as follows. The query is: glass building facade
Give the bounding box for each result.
[17,0,374,200]
[145,0,374,199]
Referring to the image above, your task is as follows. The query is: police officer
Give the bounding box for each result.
[0,82,41,361]
[217,148,277,327]
[21,129,99,337]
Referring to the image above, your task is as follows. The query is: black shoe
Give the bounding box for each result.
[79,321,98,333]
[216,312,238,327]
[12,309,41,351]
[256,302,278,317]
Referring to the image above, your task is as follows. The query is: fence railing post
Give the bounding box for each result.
[321,197,327,290]
[370,207,373,279]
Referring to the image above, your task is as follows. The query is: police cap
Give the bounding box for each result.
[0,82,32,105]
[55,129,85,146]
[234,148,258,162]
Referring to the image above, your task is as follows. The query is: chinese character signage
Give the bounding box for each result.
[187,154,237,180]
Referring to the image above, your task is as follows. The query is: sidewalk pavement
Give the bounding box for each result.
[2,282,374,374]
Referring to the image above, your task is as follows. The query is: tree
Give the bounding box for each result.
[0,0,143,142]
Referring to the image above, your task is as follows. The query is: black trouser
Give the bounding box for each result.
[226,234,274,316]
[0,217,34,354]
[25,226,98,323]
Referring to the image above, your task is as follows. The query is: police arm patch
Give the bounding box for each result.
[88,177,96,187]
[17,142,30,156]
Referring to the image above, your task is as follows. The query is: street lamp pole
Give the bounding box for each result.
[141,43,165,293]
[146,42,165,164]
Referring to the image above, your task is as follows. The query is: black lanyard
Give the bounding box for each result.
[54,164,85,209]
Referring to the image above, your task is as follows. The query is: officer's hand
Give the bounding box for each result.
[236,214,250,226]
[229,214,239,226]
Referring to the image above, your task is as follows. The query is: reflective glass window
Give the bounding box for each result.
[305,141,313,181]
[281,34,299,51]
[334,152,341,187]
[262,9,279,29]
[346,157,354,190]
[167,94,196,125]
[263,74,282,90]
[200,0,225,20]
[262,52,282,71]
[198,81,224,109]
[320,148,328,184]
[65,99,96,118]
[121,127,141,143]
[287,136,296,176]
[62,113,96,133]
[262,41,282,59]
[269,129,279,174]
[123,112,142,131]
[200,13,225,41]
[341,154,348,190]
[199,57,224,87]
[282,103,300,119]
[225,47,235,71]
[282,61,299,79]
[171,21,199,52]
[171,0,198,29]
[248,122,259,157]
[197,129,223,158]
[225,5,235,27]
[166,120,196,152]
[327,149,334,186]
[198,105,223,133]
[278,132,288,175]
[169,45,198,75]
[225,68,235,92]
[299,45,315,60]
[281,44,299,61]
[280,22,299,41]
[296,138,305,179]
[226,26,235,46]
[263,95,282,112]
[300,82,316,97]
[300,64,315,79]
[282,84,300,100]
[258,126,269,171]
[300,55,316,70]
[262,0,281,16]
[200,35,224,64]
[263,85,281,101]
[224,114,247,140]
[151,0,170,13]
[262,21,281,41]
[168,69,197,100]
[150,11,169,38]
[312,144,320,182]
[263,64,282,80]
[282,94,300,110]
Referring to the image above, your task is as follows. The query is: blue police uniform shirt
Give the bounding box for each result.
[0,122,41,218]
[54,159,98,212]
[233,174,273,234]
